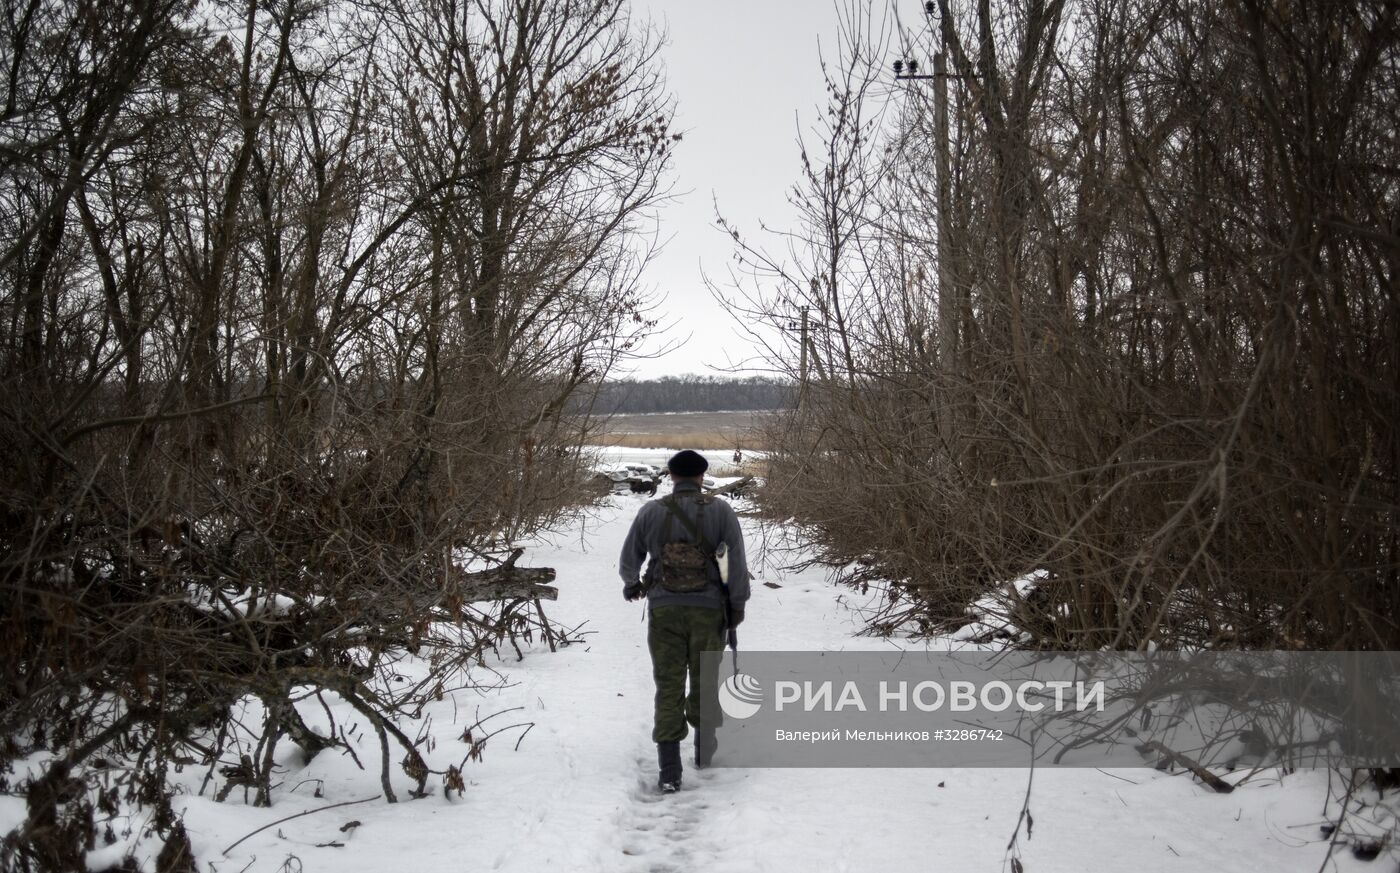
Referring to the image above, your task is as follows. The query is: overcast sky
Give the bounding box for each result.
[622,0,849,379]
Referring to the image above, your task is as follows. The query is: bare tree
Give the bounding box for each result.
[735,0,1400,651]
[0,0,672,868]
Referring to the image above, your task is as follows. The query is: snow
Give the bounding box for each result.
[3,480,1387,872]
[587,446,760,476]
[950,569,1050,645]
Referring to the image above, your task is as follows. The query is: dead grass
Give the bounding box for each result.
[596,411,772,451]
[600,430,753,450]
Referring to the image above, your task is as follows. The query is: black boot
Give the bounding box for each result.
[694,728,717,769]
[657,741,682,793]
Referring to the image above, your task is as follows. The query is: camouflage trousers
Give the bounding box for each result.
[648,605,725,743]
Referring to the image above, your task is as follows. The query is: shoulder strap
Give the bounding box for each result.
[660,495,715,555]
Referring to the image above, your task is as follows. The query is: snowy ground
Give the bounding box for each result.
[18,451,1386,872]
[588,444,761,477]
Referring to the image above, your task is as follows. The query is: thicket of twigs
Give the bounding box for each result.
[0,0,670,868]
[732,0,1399,651]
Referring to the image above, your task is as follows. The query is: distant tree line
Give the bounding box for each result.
[586,375,793,414]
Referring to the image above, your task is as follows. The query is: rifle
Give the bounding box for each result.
[721,581,738,675]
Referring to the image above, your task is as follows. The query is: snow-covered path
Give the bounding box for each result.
[168,467,1364,873]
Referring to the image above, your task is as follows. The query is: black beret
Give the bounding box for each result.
[667,449,709,478]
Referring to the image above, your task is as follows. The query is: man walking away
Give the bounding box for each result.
[619,450,750,793]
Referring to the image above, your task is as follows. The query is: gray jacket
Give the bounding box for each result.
[618,480,750,610]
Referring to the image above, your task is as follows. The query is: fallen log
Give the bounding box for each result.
[1137,740,1235,793]
[344,551,558,626]
[457,548,557,601]
[705,475,754,498]
[460,570,558,602]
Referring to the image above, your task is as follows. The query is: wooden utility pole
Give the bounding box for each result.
[894,9,960,376]
[934,48,956,374]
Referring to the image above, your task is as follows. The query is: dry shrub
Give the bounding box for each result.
[0,0,671,868]
[738,0,1400,651]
